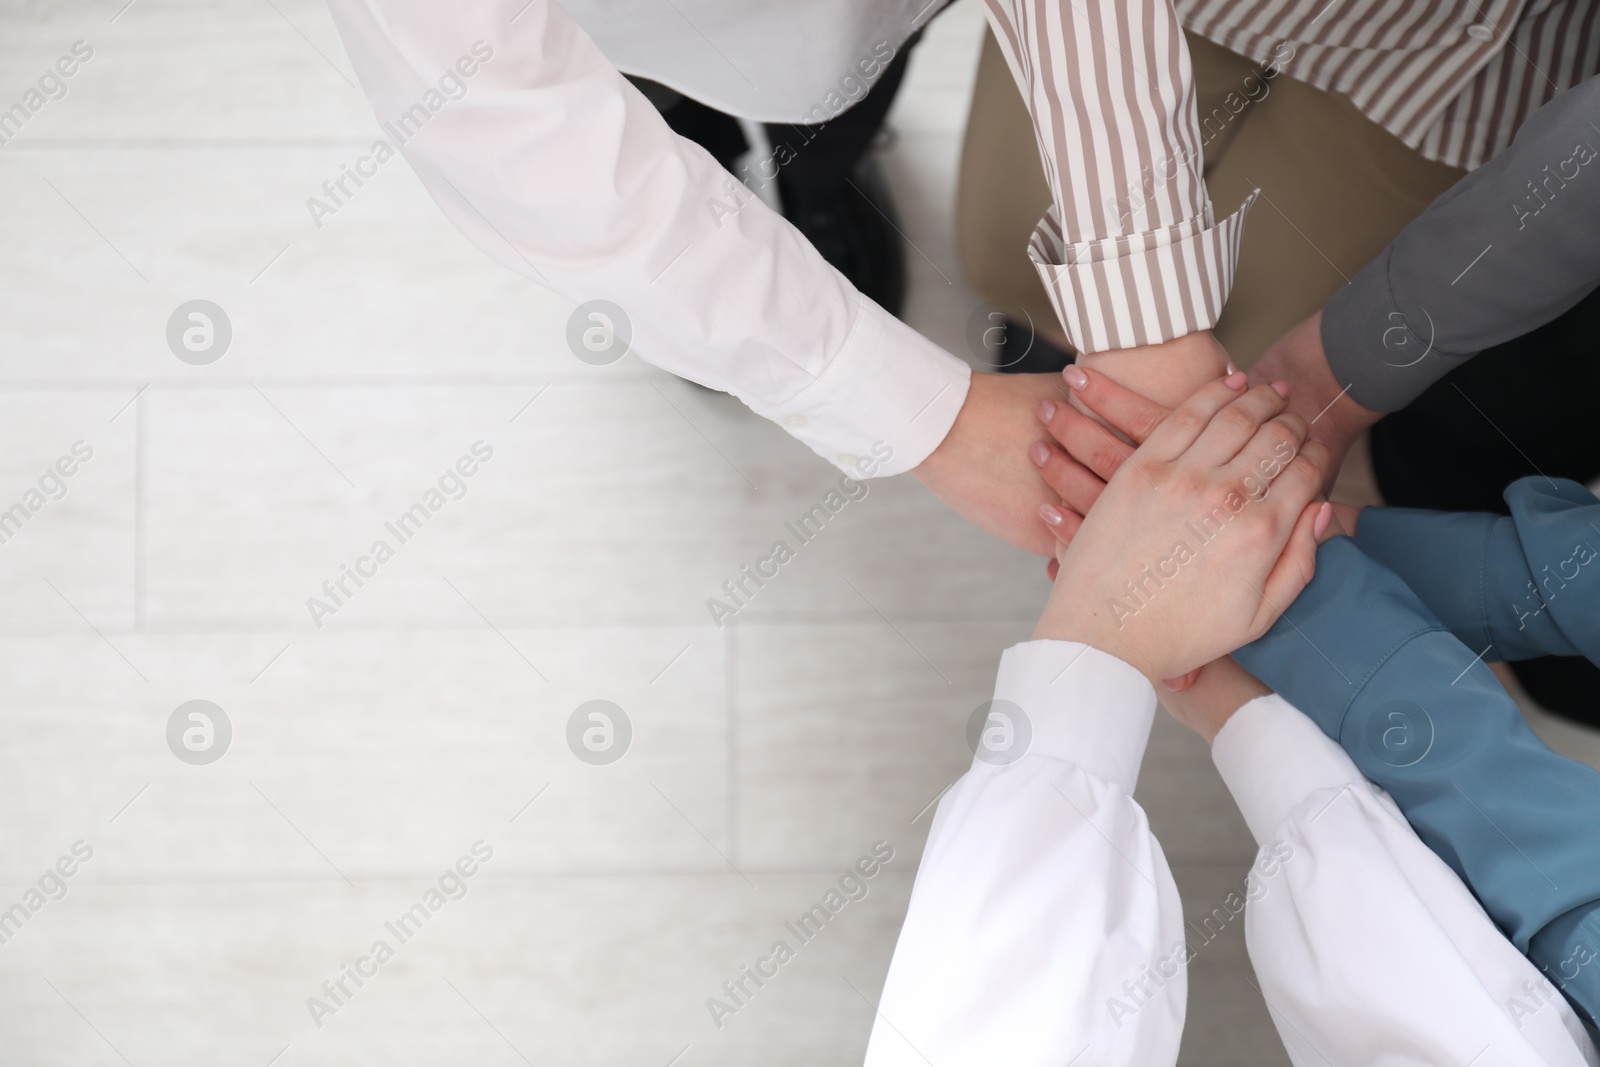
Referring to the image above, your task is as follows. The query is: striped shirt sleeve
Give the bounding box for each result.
[982,0,1254,353]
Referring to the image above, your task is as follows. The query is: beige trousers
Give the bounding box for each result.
[956,31,1467,364]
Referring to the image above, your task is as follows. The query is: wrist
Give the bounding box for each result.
[1253,311,1379,451]
[1031,592,1151,679]
[1076,330,1230,410]
[1162,658,1271,744]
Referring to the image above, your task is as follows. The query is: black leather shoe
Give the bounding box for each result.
[777,157,906,319]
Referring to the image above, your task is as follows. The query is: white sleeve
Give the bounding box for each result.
[863,641,1185,1067]
[1212,695,1600,1067]
[321,0,971,476]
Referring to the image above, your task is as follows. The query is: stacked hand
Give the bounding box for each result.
[1030,369,1332,684]
[1249,310,1382,494]
[912,331,1231,558]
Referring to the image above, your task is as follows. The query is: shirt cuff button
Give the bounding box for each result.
[783,414,808,429]
[1466,22,1495,40]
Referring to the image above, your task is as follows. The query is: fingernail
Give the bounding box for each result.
[1313,501,1332,539]
[1271,380,1291,398]
[1038,399,1056,423]
[1030,441,1051,468]
[1063,364,1088,389]
[1224,370,1248,390]
[1039,503,1064,526]
[1225,360,1239,376]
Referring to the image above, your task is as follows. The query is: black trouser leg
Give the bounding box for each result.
[760,42,916,189]
[628,35,925,317]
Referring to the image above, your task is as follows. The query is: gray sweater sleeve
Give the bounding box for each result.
[1320,75,1600,412]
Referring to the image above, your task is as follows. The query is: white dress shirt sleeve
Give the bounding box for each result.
[863,640,1186,1067]
[321,0,971,476]
[982,0,1255,353]
[1212,695,1600,1067]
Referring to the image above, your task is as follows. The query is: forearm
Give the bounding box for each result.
[981,0,1253,354]
[1320,76,1600,413]
[1233,538,1600,1027]
[326,0,970,475]
[1213,698,1599,1063]
[865,643,1183,1066]
[1352,476,1600,661]
[1157,657,1270,745]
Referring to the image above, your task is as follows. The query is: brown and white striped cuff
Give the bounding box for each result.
[1029,190,1257,353]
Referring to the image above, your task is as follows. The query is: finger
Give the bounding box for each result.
[1225,410,1310,502]
[1062,364,1174,446]
[1188,382,1293,466]
[1039,502,1084,546]
[1038,398,1139,483]
[1045,556,1059,582]
[1162,669,1202,692]
[1140,371,1252,460]
[1031,439,1109,516]
[1252,500,1324,638]
[1236,437,1329,527]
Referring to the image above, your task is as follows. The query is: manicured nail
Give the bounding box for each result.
[1225,360,1239,376]
[1271,379,1291,398]
[1039,503,1064,526]
[1030,441,1051,468]
[1313,501,1332,539]
[1063,364,1088,389]
[1224,370,1248,390]
[1038,399,1056,423]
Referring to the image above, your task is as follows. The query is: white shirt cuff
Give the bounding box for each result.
[991,640,1157,794]
[1211,694,1365,846]
[745,293,972,477]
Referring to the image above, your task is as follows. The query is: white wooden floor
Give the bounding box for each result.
[2,2,1596,1065]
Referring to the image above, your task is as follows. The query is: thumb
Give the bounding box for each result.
[1253,501,1327,637]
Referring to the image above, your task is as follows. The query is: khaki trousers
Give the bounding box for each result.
[956,31,1467,364]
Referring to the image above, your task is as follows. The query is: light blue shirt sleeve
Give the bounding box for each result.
[1233,536,1600,1031]
[1353,476,1600,663]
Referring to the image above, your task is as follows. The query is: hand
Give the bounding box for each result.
[1029,330,1231,532]
[1032,373,1332,682]
[1033,365,1361,551]
[1250,310,1382,492]
[913,371,1071,557]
